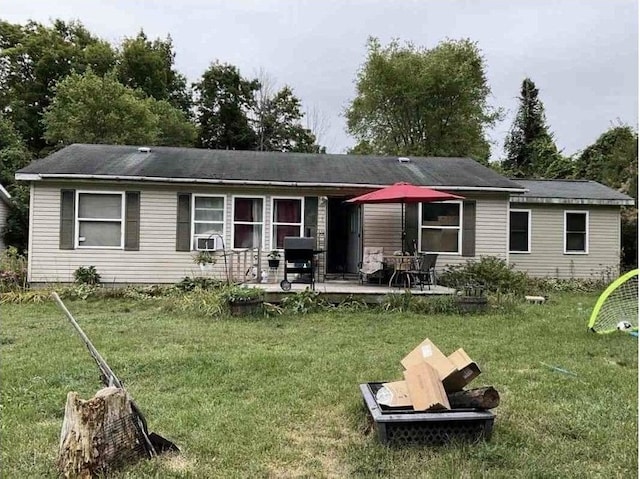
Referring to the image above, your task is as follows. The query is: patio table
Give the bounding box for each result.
[384,255,416,288]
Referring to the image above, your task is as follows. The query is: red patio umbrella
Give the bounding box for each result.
[347,182,464,253]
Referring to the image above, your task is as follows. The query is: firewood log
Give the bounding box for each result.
[447,386,500,409]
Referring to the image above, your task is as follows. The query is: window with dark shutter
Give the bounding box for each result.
[176,193,192,251]
[59,189,76,250]
[418,201,465,254]
[461,200,476,257]
[303,196,318,238]
[124,191,140,251]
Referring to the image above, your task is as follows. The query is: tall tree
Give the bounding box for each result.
[117,31,191,114]
[502,78,559,178]
[42,69,195,147]
[574,125,638,268]
[194,62,260,150]
[254,85,319,153]
[0,19,117,153]
[0,114,32,252]
[0,114,33,188]
[43,70,159,145]
[574,125,638,197]
[345,37,499,163]
[148,99,197,147]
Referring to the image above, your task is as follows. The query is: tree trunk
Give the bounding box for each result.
[57,387,145,478]
[447,386,500,410]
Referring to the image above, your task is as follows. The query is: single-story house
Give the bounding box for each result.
[0,184,11,250]
[15,144,633,285]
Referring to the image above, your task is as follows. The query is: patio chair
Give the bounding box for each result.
[407,254,438,290]
[359,247,385,284]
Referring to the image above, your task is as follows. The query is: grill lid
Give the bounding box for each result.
[283,236,316,250]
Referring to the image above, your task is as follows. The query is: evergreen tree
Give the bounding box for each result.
[502,78,559,177]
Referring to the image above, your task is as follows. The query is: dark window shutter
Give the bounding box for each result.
[404,203,419,254]
[176,193,191,251]
[303,196,318,237]
[124,191,140,251]
[59,189,75,250]
[462,200,476,257]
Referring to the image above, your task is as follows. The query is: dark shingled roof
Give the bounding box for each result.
[17,144,525,191]
[513,179,634,202]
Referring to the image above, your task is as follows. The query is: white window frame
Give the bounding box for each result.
[564,210,589,254]
[509,209,531,254]
[231,195,266,250]
[75,190,125,249]
[418,200,463,255]
[270,196,305,251]
[192,194,226,251]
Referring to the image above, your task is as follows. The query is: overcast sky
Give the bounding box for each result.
[4,0,638,159]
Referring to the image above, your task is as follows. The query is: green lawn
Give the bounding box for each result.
[1,293,637,478]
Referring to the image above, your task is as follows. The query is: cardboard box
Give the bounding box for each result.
[403,362,450,411]
[376,380,412,408]
[443,348,481,391]
[401,338,457,381]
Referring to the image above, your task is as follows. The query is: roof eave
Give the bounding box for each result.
[510,196,634,206]
[15,173,527,193]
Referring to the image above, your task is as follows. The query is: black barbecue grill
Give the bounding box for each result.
[280,237,321,291]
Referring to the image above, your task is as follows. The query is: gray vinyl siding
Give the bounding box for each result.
[0,200,8,250]
[28,182,328,284]
[508,204,621,279]
[361,194,509,272]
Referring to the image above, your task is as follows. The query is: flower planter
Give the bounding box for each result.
[456,295,488,313]
[229,299,263,316]
[268,259,280,269]
[199,263,215,272]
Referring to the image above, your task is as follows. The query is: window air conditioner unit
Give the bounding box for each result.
[195,235,224,251]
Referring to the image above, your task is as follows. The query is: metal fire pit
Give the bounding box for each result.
[360,383,495,445]
[281,237,320,291]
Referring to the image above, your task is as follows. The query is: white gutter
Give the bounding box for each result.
[0,183,11,204]
[14,173,528,193]
[510,196,634,206]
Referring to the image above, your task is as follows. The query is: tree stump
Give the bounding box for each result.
[57,387,145,478]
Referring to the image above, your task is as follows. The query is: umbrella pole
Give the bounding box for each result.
[401,201,405,254]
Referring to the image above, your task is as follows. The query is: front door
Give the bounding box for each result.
[346,205,361,273]
[326,198,362,275]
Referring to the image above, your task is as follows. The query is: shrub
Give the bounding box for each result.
[219,285,264,303]
[192,251,217,265]
[176,276,222,292]
[0,246,27,292]
[280,288,326,314]
[73,266,101,285]
[439,256,529,296]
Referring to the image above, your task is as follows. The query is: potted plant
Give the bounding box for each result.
[193,251,217,271]
[267,250,281,269]
[222,285,264,316]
